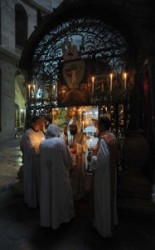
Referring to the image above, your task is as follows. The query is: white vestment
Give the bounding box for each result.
[69,131,87,200]
[40,137,75,229]
[23,128,45,208]
[92,131,118,238]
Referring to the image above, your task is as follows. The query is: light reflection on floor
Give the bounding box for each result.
[0,139,22,192]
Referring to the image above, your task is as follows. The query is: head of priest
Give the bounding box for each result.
[46,124,60,138]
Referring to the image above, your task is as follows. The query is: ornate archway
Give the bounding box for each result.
[19,1,140,135]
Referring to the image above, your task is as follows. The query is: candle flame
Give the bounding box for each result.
[92,76,95,83]
[124,72,127,79]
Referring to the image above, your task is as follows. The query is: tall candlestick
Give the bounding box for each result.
[92,76,95,93]
[110,73,113,91]
[124,72,127,90]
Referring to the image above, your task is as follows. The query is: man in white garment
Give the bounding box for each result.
[40,123,75,229]
[91,116,118,238]
[22,116,45,208]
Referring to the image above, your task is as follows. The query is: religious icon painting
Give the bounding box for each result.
[58,59,91,107]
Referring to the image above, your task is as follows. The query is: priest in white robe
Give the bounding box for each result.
[91,116,118,238]
[40,124,75,229]
[22,116,45,208]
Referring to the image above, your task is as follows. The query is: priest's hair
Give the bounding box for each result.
[46,124,60,137]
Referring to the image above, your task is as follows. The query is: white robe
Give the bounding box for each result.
[92,132,118,238]
[23,128,45,208]
[40,137,75,229]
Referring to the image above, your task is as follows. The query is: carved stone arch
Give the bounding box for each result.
[19,0,142,76]
[18,0,143,131]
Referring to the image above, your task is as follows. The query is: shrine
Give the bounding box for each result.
[18,0,154,205]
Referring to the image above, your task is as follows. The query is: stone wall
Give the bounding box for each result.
[0,0,61,143]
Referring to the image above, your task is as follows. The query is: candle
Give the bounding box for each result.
[28,84,31,98]
[92,76,95,93]
[82,121,84,129]
[124,72,127,90]
[110,73,113,91]
[53,84,56,94]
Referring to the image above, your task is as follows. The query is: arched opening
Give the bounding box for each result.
[21,11,137,135]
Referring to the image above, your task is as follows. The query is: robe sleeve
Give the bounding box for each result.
[91,138,109,170]
[61,140,73,169]
[24,130,38,155]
